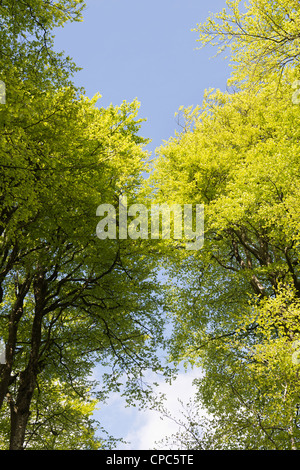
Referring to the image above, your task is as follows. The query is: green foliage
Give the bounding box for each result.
[194,0,300,88]
[0,0,168,450]
[150,50,300,449]
[0,379,106,450]
[3,0,300,452]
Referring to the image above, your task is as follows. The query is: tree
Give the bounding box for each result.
[193,0,300,88]
[0,0,85,90]
[150,73,300,449]
[0,378,105,450]
[0,0,167,450]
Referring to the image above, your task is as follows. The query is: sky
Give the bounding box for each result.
[54,0,231,155]
[53,0,231,450]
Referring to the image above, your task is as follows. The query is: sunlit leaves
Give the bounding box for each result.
[193,0,300,88]
[0,0,166,450]
[150,70,300,448]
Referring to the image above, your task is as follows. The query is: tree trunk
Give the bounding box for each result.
[9,389,32,450]
[0,276,31,409]
[8,270,46,450]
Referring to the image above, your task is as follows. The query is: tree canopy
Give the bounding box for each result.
[2,0,300,451]
[0,0,168,450]
[194,0,300,88]
[149,0,300,450]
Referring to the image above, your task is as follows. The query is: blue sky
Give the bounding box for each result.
[54,0,231,155]
[53,0,231,450]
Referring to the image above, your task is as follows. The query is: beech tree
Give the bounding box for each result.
[148,0,300,450]
[151,74,300,449]
[193,0,300,88]
[0,0,167,450]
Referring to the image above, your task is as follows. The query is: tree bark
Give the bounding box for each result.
[8,269,46,450]
[0,276,31,410]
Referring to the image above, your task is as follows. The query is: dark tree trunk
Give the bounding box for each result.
[0,276,31,409]
[8,270,46,450]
